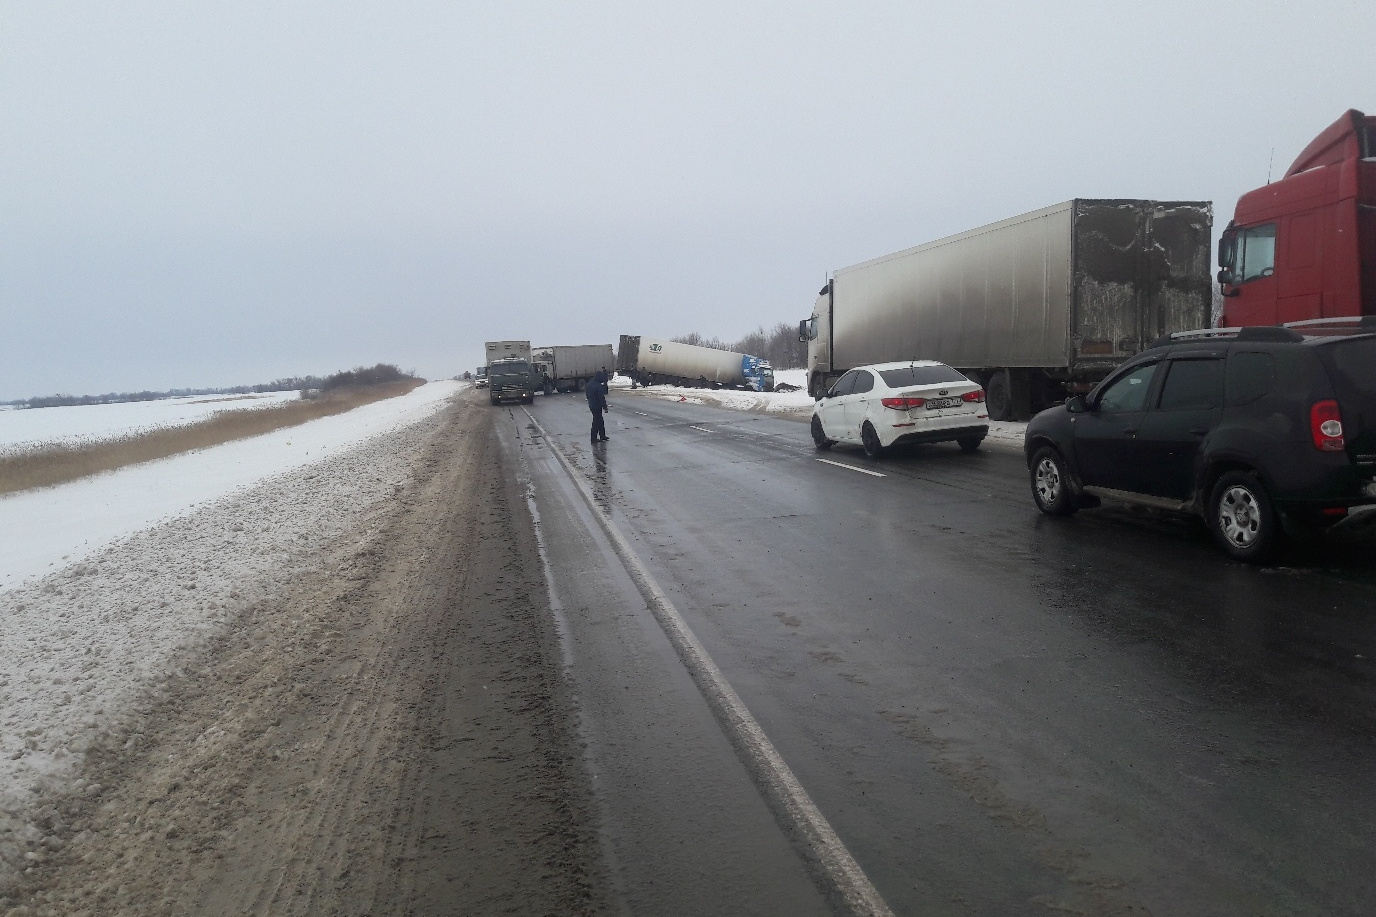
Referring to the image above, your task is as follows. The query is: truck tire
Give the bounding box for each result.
[1208,471,1280,563]
[543,380,554,396]
[986,370,1012,421]
[1030,446,1077,516]
[576,378,587,392]
[811,415,834,450]
[861,422,884,460]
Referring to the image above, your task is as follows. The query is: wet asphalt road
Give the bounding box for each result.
[502,388,1376,917]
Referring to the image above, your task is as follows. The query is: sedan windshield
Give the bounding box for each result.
[878,365,969,387]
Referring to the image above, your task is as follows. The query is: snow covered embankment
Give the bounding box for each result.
[0,382,459,885]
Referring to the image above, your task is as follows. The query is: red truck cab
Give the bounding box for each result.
[1219,109,1376,326]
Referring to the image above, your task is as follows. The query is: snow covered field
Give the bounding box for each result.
[0,382,460,879]
[0,391,301,454]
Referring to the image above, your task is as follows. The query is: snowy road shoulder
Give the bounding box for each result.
[0,381,461,592]
[0,386,459,887]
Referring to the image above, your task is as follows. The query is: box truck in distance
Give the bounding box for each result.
[484,340,536,405]
[532,344,615,393]
[800,200,1213,420]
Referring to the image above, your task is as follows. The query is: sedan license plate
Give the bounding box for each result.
[924,397,960,410]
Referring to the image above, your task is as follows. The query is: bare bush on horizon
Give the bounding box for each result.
[0,379,426,495]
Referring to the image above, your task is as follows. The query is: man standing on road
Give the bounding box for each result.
[587,370,610,444]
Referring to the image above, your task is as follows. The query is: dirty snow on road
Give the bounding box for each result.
[0,382,459,886]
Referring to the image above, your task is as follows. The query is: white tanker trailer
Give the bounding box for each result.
[616,335,774,392]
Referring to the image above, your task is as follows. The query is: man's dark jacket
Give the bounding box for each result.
[586,376,608,411]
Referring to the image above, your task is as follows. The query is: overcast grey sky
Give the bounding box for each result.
[1,1,1371,398]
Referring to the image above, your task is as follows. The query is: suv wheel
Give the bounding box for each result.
[861,422,884,460]
[1208,471,1279,563]
[810,415,834,450]
[1030,446,1077,516]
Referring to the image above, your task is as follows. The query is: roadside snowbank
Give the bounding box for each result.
[613,368,816,415]
[0,382,460,593]
[0,383,458,884]
[0,391,301,453]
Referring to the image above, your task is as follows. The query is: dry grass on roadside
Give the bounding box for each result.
[0,380,426,495]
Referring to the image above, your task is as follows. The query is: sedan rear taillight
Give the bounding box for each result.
[1310,400,1346,452]
[962,389,985,403]
[881,397,926,410]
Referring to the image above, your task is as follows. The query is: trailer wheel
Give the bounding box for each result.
[576,378,587,392]
[986,370,1012,421]
[543,380,554,396]
[811,416,834,450]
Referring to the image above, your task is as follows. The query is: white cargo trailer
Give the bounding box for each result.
[616,336,774,392]
[800,200,1212,419]
[532,344,615,393]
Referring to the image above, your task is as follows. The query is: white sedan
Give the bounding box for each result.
[811,361,989,458]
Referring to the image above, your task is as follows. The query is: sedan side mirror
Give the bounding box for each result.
[1065,395,1088,414]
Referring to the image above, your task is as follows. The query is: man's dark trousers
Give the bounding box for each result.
[591,408,606,443]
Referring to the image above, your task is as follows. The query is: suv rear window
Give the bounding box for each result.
[878,365,969,387]
[1325,338,1376,397]
[1226,352,1275,406]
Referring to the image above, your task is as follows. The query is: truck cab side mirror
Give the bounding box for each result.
[798,320,809,343]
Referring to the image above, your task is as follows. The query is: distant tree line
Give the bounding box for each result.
[6,363,419,410]
[672,322,807,369]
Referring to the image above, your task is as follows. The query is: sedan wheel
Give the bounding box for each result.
[1030,446,1076,516]
[810,415,834,450]
[861,422,884,460]
[1209,471,1279,563]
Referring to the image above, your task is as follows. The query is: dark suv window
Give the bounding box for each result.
[1226,352,1276,406]
[1097,363,1158,413]
[1158,359,1224,411]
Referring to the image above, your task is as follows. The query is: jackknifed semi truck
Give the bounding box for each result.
[616,336,775,392]
[532,344,615,393]
[799,199,1213,419]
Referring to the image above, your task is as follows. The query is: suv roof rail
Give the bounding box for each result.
[1284,316,1376,330]
[1149,327,1242,348]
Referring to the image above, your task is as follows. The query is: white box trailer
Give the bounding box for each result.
[800,200,1212,419]
[532,344,615,393]
[616,336,775,391]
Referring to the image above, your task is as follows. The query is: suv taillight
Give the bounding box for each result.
[881,397,926,410]
[962,389,985,403]
[1310,400,1346,452]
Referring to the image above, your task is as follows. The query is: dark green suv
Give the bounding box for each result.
[1024,318,1376,562]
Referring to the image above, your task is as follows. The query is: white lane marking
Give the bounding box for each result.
[816,458,886,477]
[633,410,649,416]
[522,408,893,917]
[689,425,713,433]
